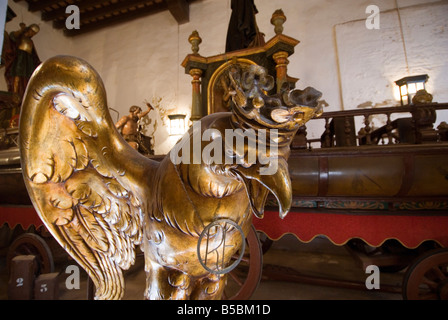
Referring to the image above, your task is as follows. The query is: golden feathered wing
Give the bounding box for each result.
[19,56,156,299]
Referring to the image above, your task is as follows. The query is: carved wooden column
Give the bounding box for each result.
[189,68,203,122]
[344,116,353,146]
[186,30,205,121]
[323,118,332,148]
[363,114,372,145]
[270,10,296,93]
[273,51,290,93]
[182,10,300,119]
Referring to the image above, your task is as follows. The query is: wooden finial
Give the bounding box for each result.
[271,9,286,35]
[188,30,202,55]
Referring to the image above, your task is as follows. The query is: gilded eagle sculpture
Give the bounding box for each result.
[19,56,322,300]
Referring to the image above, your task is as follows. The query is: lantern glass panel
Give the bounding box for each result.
[169,114,186,136]
[416,82,425,91]
[400,85,407,96]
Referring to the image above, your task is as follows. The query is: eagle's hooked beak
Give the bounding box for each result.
[230,158,292,219]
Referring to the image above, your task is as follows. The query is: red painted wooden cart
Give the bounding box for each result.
[250,105,448,300]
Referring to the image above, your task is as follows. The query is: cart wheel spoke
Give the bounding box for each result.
[223,224,263,300]
[430,266,446,281]
[422,276,438,290]
[403,248,448,300]
[229,270,244,287]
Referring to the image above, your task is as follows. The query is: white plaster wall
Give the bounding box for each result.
[2,0,447,152]
[335,1,448,132]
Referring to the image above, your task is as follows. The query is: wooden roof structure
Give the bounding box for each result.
[13,0,200,36]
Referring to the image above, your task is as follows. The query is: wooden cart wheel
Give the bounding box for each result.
[402,248,448,300]
[6,233,55,274]
[223,224,263,300]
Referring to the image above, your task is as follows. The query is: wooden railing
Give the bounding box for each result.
[293,103,448,149]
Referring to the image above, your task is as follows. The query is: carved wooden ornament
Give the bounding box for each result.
[19,56,322,299]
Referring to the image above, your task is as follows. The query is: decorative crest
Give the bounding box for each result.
[227,64,323,145]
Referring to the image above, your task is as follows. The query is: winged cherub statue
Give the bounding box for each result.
[19,56,322,299]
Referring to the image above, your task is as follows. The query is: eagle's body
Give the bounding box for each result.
[143,113,254,299]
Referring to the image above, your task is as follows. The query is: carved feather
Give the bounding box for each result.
[19,56,155,299]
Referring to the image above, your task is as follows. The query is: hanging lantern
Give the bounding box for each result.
[395,74,429,106]
[168,114,186,136]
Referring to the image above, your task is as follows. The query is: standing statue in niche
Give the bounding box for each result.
[2,23,41,103]
[225,0,265,52]
[115,102,154,154]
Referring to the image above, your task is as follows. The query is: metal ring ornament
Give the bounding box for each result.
[197,219,246,275]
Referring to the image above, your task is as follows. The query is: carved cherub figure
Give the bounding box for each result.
[115,102,153,150]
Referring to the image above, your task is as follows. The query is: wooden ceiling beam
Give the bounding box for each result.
[53,0,159,29]
[15,0,202,36]
[64,1,168,36]
[166,0,189,24]
[42,0,110,21]
[29,0,66,12]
